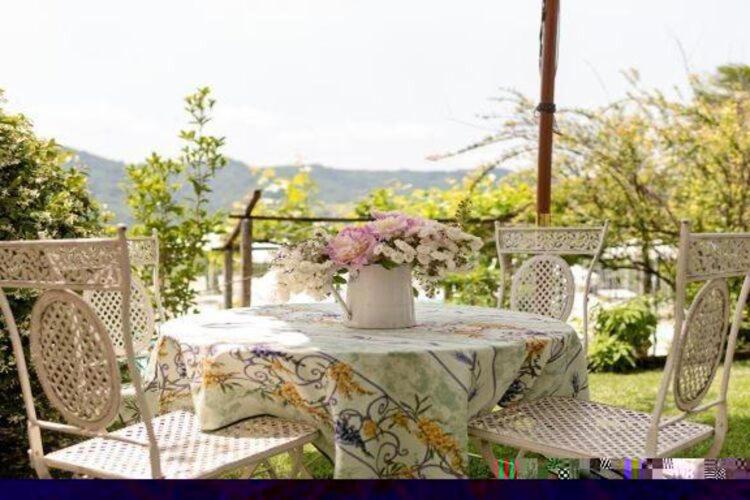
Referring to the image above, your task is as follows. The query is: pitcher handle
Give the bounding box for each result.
[330,284,352,320]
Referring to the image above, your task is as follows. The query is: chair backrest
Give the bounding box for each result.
[495,222,609,352]
[83,230,163,357]
[0,227,163,477]
[646,221,750,456]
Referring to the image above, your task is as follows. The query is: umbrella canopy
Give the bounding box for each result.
[536,0,560,226]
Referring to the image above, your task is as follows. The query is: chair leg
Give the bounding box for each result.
[262,459,278,479]
[29,452,51,479]
[289,447,312,479]
[578,458,591,478]
[242,462,260,479]
[472,438,499,478]
[242,460,277,479]
[707,403,728,458]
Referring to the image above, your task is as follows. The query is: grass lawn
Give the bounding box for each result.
[255,360,750,479]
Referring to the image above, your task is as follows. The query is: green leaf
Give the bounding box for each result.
[380,259,398,270]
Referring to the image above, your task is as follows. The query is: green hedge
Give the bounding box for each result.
[0,90,105,476]
[589,298,657,372]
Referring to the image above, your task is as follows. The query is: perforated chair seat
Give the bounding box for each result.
[44,411,318,479]
[469,396,713,458]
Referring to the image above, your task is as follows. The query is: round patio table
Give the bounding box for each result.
[145,302,587,479]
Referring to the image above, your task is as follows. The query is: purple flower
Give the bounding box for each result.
[326,225,379,269]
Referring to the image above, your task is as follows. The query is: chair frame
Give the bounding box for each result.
[471,220,750,462]
[0,227,315,479]
[495,222,609,352]
[647,221,750,456]
[84,229,164,357]
[0,227,163,477]
[127,229,166,326]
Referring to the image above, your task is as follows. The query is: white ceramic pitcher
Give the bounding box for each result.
[331,265,416,329]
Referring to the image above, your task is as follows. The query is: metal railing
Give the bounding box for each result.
[215,189,517,309]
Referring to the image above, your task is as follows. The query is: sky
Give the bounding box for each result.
[2,0,749,171]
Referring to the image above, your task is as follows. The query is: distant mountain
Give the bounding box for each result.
[69,149,508,222]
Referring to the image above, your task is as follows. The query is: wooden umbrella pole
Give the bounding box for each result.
[536,0,560,227]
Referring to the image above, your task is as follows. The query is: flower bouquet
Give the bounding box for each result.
[272,211,483,328]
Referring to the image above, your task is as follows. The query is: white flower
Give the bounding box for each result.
[430,250,449,261]
[444,239,459,254]
[394,240,416,260]
[469,236,484,251]
[415,253,428,265]
[446,226,464,240]
[416,244,432,255]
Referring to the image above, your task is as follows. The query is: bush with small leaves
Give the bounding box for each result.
[589,298,657,372]
[0,89,106,475]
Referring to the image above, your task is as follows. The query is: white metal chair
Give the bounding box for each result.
[471,221,750,469]
[495,222,609,353]
[83,230,163,425]
[84,230,165,359]
[0,227,317,479]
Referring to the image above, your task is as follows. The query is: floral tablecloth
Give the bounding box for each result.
[144,303,587,479]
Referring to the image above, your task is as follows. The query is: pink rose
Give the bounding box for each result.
[326,225,378,269]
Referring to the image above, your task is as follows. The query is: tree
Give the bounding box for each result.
[125,87,228,315]
[0,89,106,475]
[249,166,321,245]
[437,65,750,291]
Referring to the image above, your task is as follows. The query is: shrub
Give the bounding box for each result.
[588,335,639,373]
[589,297,657,372]
[0,89,106,475]
[124,87,227,316]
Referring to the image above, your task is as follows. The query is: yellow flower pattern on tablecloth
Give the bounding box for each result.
[277,381,330,422]
[144,303,587,479]
[526,337,550,356]
[327,362,373,398]
[200,358,236,389]
[416,417,465,472]
[362,418,379,439]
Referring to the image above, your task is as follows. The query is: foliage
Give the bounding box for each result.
[589,298,657,372]
[353,173,532,305]
[0,89,105,459]
[248,166,322,245]
[439,65,750,294]
[440,266,499,307]
[125,87,227,316]
[589,332,639,373]
[247,165,530,305]
[594,298,656,356]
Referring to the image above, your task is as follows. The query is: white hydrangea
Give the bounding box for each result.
[271,215,484,302]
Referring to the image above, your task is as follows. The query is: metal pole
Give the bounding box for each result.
[240,218,253,307]
[536,0,560,227]
[223,248,233,309]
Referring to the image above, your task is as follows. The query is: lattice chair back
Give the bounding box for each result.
[495,222,609,352]
[83,230,163,357]
[0,227,163,478]
[646,221,750,456]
